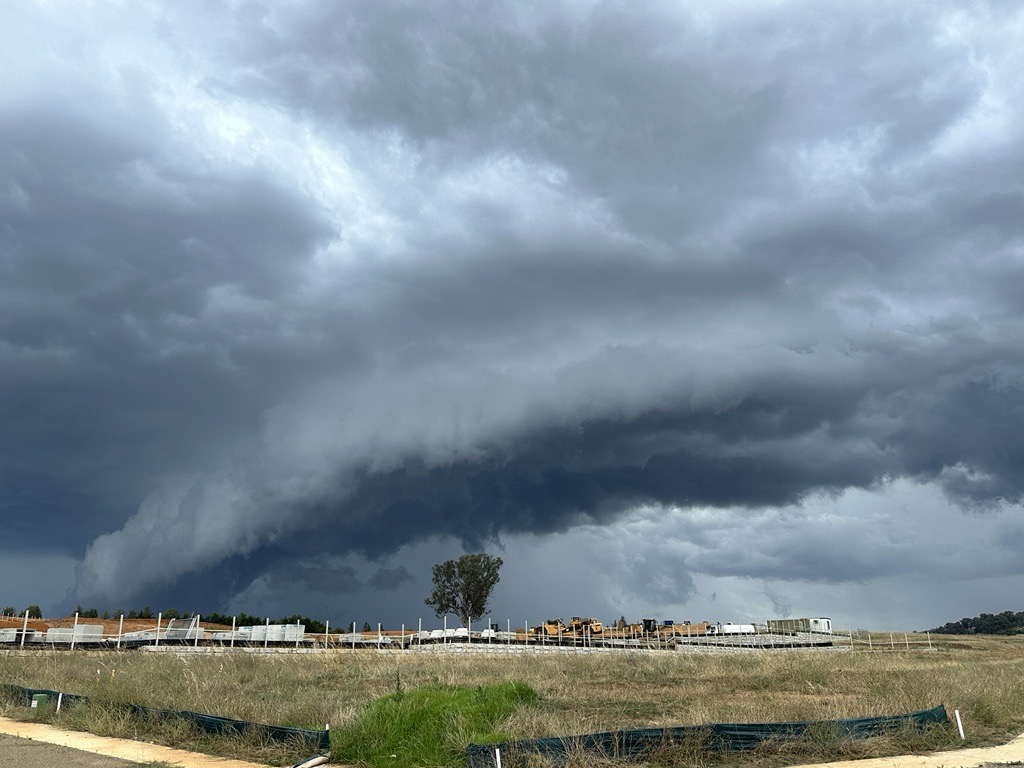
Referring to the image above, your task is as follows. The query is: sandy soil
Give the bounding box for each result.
[788,736,1024,768]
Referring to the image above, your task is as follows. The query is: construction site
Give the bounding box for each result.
[0,613,839,652]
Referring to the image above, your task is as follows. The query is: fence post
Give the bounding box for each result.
[20,609,29,649]
[296,619,301,649]
[352,622,356,650]
[71,611,79,651]
[155,612,162,648]
[117,614,124,649]
[231,616,236,649]
[904,632,909,650]
[264,617,269,649]
[325,620,330,648]
[196,614,202,647]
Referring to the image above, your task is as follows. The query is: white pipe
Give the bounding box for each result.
[21,609,29,649]
[325,620,329,649]
[231,616,236,649]
[955,709,965,739]
[155,613,162,648]
[290,756,331,768]
[71,612,79,651]
[265,617,269,649]
[117,614,124,649]
[196,614,201,647]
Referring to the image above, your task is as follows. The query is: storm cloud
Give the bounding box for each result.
[2,1,1022,629]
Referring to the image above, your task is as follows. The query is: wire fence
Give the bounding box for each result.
[0,610,937,655]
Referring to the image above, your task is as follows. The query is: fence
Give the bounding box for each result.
[0,610,936,655]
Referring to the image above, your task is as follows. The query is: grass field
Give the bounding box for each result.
[1,633,1022,767]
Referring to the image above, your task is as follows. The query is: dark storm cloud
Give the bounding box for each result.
[2,2,1022,619]
[0,96,337,551]
[368,566,414,592]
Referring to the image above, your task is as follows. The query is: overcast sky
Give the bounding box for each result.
[2,1,1022,631]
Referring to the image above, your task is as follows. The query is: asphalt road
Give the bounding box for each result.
[0,732,164,767]
[0,716,271,768]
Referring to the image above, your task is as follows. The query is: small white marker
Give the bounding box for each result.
[954,709,965,740]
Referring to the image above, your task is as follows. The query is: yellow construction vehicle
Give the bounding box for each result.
[530,618,566,637]
[565,616,604,635]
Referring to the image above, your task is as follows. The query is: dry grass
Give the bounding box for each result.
[1,633,1022,766]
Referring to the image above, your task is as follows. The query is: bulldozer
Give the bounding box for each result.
[565,616,604,635]
[531,618,566,637]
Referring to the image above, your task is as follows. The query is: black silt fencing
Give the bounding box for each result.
[466,704,949,767]
[1,683,330,751]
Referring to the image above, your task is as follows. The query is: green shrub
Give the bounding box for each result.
[334,680,538,768]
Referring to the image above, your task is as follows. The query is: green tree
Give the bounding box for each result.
[425,553,503,629]
[24,605,42,618]
[1,606,14,617]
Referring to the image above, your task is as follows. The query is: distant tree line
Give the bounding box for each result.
[2,605,41,618]
[930,610,1024,634]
